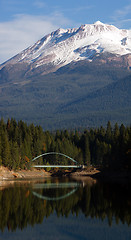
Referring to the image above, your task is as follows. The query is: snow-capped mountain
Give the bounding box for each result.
[0,21,131,129]
[1,21,131,73]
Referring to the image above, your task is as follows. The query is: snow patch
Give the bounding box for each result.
[1,22,131,69]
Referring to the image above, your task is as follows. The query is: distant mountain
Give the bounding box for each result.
[0,21,131,75]
[0,22,131,129]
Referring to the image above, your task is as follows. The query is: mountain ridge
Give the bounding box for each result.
[0,21,131,75]
[0,21,131,129]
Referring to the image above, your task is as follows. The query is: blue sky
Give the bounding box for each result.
[0,0,131,64]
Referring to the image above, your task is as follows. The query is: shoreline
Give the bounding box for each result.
[71,168,131,183]
[0,166,51,180]
[0,166,131,184]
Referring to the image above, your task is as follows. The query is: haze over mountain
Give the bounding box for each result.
[0,21,131,129]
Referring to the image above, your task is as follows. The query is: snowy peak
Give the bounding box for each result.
[94,21,104,24]
[1,21,131,72]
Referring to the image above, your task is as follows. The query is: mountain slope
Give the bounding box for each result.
[59,74,131,112]
[0,21,131,129]
[0,60,130,129]
[0,21,131,76]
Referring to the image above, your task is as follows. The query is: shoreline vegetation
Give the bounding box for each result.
[0,118,130,182]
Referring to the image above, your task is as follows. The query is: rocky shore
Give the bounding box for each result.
[0,166,131,184]
[0,166,50,180]
[0,166,99,180]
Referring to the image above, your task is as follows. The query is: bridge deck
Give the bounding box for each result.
[33,165,81,168]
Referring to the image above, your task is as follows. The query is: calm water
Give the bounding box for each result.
[0,177,131,240]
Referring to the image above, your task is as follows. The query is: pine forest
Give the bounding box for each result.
[0,118,130,171]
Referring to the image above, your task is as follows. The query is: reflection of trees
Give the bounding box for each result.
[80,182,131,226]
[0,180,131,232]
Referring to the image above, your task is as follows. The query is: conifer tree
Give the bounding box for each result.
[0,136,2,165]
[106,121,112,142]
[1,132,11,168]
[10,141,20,169]
[84,135,91,166]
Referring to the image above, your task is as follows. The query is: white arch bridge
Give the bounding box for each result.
[31,152,82,169]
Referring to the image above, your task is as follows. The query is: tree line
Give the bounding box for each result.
[0,118,130,170]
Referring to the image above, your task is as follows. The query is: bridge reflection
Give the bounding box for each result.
[32,182,80,201]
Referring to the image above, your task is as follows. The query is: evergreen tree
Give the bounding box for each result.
[106,121,112,143]
[0,136,2,165]
[113,123,120,140]
[10,141,20,170]
[84,135,91,166]
[1,131,11,168]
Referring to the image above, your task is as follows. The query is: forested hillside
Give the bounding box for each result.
[0,60,130,129]
[0,118,130,170]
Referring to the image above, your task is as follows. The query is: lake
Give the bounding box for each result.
[0,177,131,240]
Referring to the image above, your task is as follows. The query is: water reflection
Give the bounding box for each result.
[32,182,80,201]
[0,177,131,233]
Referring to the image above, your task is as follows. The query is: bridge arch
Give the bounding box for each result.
[32,188,77,201]
[32,182,80,201]
[31,152,78,166]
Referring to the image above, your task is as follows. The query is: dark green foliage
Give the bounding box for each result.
[0,118,130,170]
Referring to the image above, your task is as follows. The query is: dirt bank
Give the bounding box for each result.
[0,166,131,183]
[0,166,99,180]
[0,166,50,180]
[63,167,131,183]
[70,167,100,177]
[71,166,131,183]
